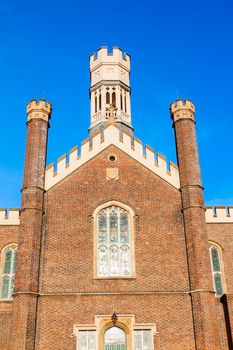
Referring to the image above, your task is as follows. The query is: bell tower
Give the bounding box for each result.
[89,46,133,135]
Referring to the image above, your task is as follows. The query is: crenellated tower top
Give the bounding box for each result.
[170,99,195,122]
[27,99,52,123]
[89,46,133,135]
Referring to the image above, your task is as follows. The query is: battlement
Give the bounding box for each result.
[27,99,52,122]
[90,46,130,71]
[0,209,20,225]
[205,206,233,223]
[170,99,195,114]
[45,124,180,190]
[170,99,195,122]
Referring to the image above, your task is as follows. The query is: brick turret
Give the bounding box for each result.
[170,99,219,349]
[10,99,52,350]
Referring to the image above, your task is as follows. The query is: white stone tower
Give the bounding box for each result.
[89,46,133,135]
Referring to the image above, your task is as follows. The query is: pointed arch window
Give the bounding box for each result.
[104,326,126,350]
[120,93,123,111]
[99,93,102,111]
[209,243,224,296]
[95,204,134,278]
[0,244,17,300]
[112,92,116,107]
[106,91,110,104]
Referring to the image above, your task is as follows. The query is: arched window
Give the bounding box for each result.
[95,95,97,113]
[112,92,116,107]
[0,244,17,300]
[96,204,134,278]
[106,91,110,104]
[99,93,102,111]
[209,243,224,296]
[120,93,123,111]
[104,327,126,350]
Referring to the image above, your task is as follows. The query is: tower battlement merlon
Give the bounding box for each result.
[89,46,130,70]
[170,99,195,122]
[27,99,52,123]
[0,208,20,225]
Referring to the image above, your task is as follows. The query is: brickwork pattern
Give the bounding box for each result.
[10,118,49,350]
[0,225,19,350]
[172,115,221,349]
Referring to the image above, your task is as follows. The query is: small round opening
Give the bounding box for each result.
[108,155,117,162]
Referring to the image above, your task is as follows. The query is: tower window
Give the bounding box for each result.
[99,93,102,110]
[106,92,110,104]
[95,96,97,113]
[95,204,134,278]
[209,243,224,296]
[120,93,123,110]
[112,92,116,107]
[124,94,127,113]
[0,244,17,300]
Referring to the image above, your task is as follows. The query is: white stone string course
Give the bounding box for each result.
[44,124,180,191]
[0,209,20,225]
[1,206,232,225]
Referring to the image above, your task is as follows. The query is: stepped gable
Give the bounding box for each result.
[45,124,180,190]
[0,208,20,225]
[205,206,233,223]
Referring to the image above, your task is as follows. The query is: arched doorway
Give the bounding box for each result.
[104,326,126,350]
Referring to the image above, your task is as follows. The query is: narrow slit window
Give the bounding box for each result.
[124,94,127,113]
[112,92,116,107]
[106,92,110,104]
[95,96,97,113]
[99,93,102,111]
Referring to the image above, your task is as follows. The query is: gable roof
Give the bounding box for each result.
[45,124,180,191]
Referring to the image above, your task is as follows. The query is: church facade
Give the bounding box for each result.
[0,47,232,350]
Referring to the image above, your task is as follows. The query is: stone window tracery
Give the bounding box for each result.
[96,204,134,278]
[209,243,224,296]
[0,244,17,300]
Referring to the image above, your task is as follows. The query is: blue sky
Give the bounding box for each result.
[0,0,233,208]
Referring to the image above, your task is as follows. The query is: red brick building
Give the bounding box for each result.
[0,47,232,350]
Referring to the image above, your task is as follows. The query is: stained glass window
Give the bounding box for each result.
[134,330,152,350]
[209,244,224,296]
[97,206,132,277]
[78,331,96,350]
[1,245,17,300]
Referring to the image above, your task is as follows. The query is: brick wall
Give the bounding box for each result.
[36,145,196,349]
[0,225,19,350]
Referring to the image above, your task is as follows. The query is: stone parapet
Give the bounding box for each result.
[206,206,233,223]
[45,124,180,190]
[90,46,130,72]
[0,209,20,225]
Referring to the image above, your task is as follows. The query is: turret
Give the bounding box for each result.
[170,99,219,349]
[89,46,133,135]
[10,99,52,350]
